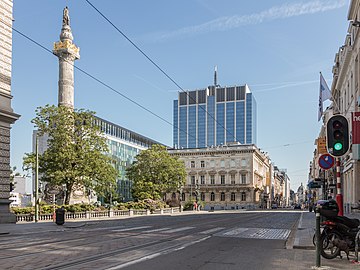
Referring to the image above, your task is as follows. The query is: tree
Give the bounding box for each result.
[126,144,186,201]
[23,105,118,204]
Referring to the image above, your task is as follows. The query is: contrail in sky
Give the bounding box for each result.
[147,0,346,41]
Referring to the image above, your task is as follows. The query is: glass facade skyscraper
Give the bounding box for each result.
[173,85,256,148]
[95,117,161,201]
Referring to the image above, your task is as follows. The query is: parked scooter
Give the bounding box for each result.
[316,200,360,259]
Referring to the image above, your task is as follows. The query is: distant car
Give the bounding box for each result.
[294,204,301,210]
[271,203,278,209]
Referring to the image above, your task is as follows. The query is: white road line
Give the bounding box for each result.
[161,226,194,233]
[111,226,151,232]
[143,227,170,233]
[105,236,211,270]
[200,227,225,234]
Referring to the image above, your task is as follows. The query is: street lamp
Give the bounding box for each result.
[35,134,39,222]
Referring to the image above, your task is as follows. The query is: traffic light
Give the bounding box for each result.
[326,115,349,156]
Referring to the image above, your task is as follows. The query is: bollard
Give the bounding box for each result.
[315,206,321,267]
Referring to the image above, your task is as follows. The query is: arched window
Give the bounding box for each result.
[241,192,246,201]
[200,192,205,201]
[221,192,225,201]
[210,192,215,201]
[231,192,235,201]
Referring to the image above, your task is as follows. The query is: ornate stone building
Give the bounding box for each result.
[0,0,20,223]
[168,144,271,210]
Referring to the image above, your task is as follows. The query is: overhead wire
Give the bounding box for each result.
[10,26,196,144]
[84,0,238,145]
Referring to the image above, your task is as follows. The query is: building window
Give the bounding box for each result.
[191,176,195,185]
[210,175,215,185]
[220,160,225,168]
[231,174,235,184]
[211,192,215,201]
[190,161,195,168]
[200,161,205,168]
[210,160,215,167]
[241,192,246,201]
[181,193,185,201]
[241,174,246,184]
[241,159,247,167]
[231,192,235,201]
[221,192,225,201]
[221,175,225,184]
[200,192,205,201]
[200,175,205,185]
[230,159,236,167]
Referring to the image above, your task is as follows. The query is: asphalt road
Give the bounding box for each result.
[0,211,304,270]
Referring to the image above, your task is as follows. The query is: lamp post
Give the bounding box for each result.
[35,134,39,222]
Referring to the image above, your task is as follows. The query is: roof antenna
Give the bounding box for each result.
[214,65,219,87]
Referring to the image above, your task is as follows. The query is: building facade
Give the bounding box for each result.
[313,0,360,212]
[173,84,257,149]
[0,0,20,223]
[168,144,270,210]
[95,117,161,201]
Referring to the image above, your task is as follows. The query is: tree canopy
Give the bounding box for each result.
[23,105,118,204]
[126,145,186,201]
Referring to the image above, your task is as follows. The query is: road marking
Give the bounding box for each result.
[218,227,291,240]
[200,227,225,234]
[111,226,151,232]
[161,226,194,233]
[105,236,211,270]
[143,227,170,233]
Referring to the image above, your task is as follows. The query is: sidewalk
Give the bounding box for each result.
[293,211,360,269]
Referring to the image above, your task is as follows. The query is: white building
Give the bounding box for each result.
[168,144,271,210]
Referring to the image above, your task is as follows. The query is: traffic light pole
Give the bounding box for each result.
[335,158,343,216]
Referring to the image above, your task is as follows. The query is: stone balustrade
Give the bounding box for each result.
[15,207,181,223]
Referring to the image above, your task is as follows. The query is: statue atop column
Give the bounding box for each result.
[62,6,70,27]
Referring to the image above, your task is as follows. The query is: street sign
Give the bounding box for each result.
[318,154,335,170]
[317,137,327,155]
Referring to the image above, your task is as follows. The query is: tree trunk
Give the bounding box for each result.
[65,182,73,205]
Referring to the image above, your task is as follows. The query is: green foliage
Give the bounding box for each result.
[23,105,118,204]
[62,203,96,212]
[11,207,34,214]
[114,199,167,211]
[126,145,186,201]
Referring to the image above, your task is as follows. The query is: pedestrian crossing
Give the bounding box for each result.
[108,225,291,240]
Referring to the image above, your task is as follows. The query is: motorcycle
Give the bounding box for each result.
[316,200,360,259]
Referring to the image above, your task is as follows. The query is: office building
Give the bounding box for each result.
[173,76,257,149]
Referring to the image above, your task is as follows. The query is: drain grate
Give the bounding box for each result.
[216,227,291,240]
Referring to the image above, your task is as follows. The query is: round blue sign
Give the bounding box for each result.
[318,154,335,170]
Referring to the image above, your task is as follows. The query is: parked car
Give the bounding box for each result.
[294,204,301,210]
[271,203,278,209]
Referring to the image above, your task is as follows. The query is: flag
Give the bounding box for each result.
[318,73,331,121]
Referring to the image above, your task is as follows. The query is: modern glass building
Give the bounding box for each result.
[94,117,162,201]
[173,84,257,148]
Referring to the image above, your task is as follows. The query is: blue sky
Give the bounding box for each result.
[10,0,349,191]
